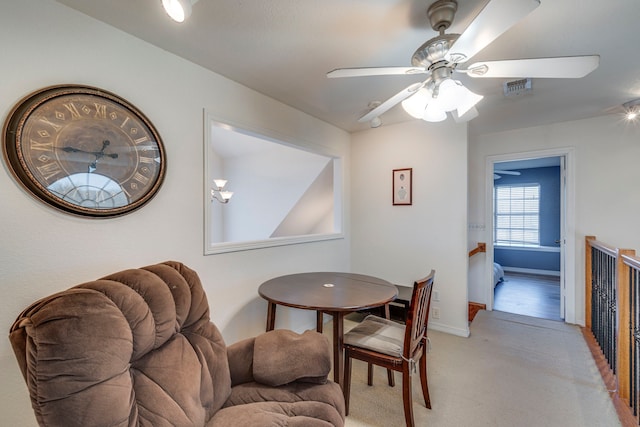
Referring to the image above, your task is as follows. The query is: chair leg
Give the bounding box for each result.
[401,367,415,427]
[367,364,395,387]
[343,348,352,416]
[419,350,431,409]
[316,311,323,333]
[382,303,395,387]
[387,368,396,387]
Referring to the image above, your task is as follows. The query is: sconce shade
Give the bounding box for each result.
[162,0,193,22]
[213,179,228,189]
[211,179,233,203]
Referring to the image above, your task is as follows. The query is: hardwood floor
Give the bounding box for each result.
[493,272,562,321]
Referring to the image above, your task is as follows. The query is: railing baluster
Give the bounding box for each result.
[585,237,640,424]
[586,240,618,372]
[629,264,640,416]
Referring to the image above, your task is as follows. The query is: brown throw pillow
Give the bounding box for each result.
[253,329,331,386]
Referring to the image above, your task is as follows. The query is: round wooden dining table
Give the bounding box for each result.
[258,272,398,386]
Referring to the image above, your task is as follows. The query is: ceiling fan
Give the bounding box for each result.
[494,170,521,180]
[327,0,599,124]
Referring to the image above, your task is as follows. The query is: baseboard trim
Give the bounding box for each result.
[429,321,470,338]
[503,266,561,277]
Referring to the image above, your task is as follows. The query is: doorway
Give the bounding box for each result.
[485,148,576,323]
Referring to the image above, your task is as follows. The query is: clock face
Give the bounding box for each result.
[3,85,166,217]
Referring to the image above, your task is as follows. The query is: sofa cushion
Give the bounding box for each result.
[218,380,345,427]
[253,329,331,386]
[208,401,340,427]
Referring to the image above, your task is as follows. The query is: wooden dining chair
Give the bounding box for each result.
[342,270,435,427]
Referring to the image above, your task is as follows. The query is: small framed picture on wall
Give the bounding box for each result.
[392,168,412,205]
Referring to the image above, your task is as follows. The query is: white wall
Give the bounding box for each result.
[468,114,640,325]
[350,120,470,337]
[0,2,351,425]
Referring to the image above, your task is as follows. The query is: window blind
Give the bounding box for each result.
[494,184,540,246]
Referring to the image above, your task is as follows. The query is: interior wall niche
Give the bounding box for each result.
[204,112,344,254]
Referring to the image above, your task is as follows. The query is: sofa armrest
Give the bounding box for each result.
[226,337,256,387]
[252,329,331,387]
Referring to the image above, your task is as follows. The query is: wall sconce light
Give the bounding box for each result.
[211,179,233,203]
[623,99,640,121]
[162,0,199,23]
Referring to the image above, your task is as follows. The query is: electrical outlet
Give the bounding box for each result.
[433,290,440,301]
[432,307,440,319]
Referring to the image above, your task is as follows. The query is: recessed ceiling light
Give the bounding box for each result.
[623,99,640,121]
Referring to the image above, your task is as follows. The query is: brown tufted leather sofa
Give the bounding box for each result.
[9,261,345,426]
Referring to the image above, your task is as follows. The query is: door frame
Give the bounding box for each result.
[484,147,576,323]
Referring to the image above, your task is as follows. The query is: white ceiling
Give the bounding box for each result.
[54,0,640,135]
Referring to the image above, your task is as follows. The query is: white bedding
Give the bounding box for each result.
[493,262,505,288]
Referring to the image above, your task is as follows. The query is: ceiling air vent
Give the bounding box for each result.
[503,78,532,97]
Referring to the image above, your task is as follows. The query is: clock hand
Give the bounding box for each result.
[60,146,87,154]
[60,141,119,159]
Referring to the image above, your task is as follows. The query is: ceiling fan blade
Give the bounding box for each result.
[327,67,427,78]
[447,0,540,64]
[494,170,521,176]
[358,82,423,123]
[465,55,600,78]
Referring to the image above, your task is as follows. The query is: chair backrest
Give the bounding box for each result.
[9,261,232,427]
[403,270,435,359]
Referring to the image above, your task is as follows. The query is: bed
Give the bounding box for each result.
[494,262,505,288]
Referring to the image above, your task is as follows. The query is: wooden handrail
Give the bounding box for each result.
[622,253,640,270]
[468,242,486,257]
[587,237,618,258]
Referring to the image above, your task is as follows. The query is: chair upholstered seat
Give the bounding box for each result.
[344,315,405,357]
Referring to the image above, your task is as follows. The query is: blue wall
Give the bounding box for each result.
[494,166,561,272]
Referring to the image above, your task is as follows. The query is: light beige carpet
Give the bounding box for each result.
[328,310,621,427]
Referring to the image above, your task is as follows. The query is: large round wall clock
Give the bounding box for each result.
[2,85,166,217]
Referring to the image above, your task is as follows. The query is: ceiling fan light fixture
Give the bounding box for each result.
[162,0,196,23]
[423,103,447,122]
[434,79,464,112]
[456,86,484,117]
[401,88,432,118]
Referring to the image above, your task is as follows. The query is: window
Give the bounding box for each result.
[494,184,540,247]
